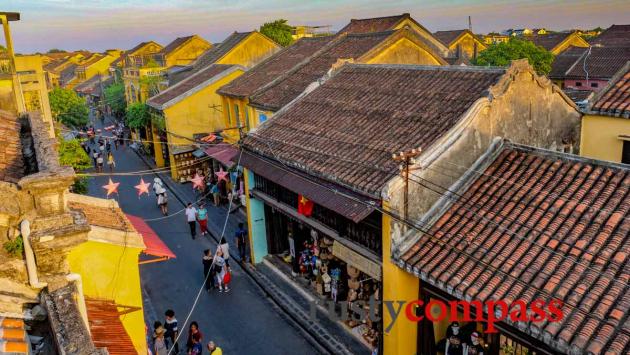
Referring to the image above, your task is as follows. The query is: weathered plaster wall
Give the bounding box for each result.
[386,63,581,243]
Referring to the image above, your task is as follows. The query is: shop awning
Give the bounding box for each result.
[170,145,195,155]
[204,144,239,167]
[242,151,376,223]
[126,214,176,263]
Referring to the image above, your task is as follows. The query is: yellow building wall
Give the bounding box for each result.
[68,241,147,354]
[14,55,53,122]
[449,34,487,59]
[85,54,120,80]
[216,32,281,68]
[580,114,630,163]
[165,37,212,67]
[382,201,418,355]
[551,34,589,55]
[163,68,245,178]
[367,37,443,65]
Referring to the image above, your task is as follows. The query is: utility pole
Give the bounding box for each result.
[392,148,422,222]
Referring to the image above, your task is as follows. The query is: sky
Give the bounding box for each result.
[3,0,630,53]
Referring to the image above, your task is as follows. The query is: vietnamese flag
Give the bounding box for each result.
[298,195,314,217]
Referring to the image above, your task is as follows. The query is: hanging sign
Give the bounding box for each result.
[332,241,381,280]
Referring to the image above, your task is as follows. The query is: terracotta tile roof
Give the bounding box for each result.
[551,46,630,80]
[549,46,587,78]
[157,35,195,56]
[433,30,468,46]
[591,24,630,47]
[337,13,409,34]
[85,299,137,355]
[397,140,630,355]
[169,32,251,85]
[249,31,396,111]
[590,61,630,118]
[79,54,105,68]
[147,64,237,109]
[0,318,27,354]
[243,64,505,196]
[217,36,334,98]
[0,110,24,183]
[68,201,134,232]
[74,74,106,95]
[523,32,576,51]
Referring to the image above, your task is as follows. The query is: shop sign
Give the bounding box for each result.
[332,241,381,280]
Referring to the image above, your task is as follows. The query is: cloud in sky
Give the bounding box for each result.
[3,0,630,53]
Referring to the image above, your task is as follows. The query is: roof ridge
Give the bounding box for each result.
[347,62,506,73]
[149,63,234,102]
[349,13,409,22]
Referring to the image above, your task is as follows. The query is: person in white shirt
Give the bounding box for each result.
[185,202,198,240]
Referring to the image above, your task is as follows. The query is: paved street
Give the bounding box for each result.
[84,118,318,354]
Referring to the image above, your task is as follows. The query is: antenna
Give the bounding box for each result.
[468,16,472,32]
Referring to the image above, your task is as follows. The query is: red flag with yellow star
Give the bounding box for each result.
[297,194,314,217]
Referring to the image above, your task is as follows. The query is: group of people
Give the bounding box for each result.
[82,123,126,173]
[152,310,223,355]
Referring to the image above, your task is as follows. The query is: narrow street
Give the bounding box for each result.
[84,117,318,354]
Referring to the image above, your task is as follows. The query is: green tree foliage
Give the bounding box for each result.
[47,48,67,53]
[58,136,92,194]
[260,19,294,47]
[103,82,126,118]
[473,38,554,75]
[3,234,23,258]
[126,102,150,129]
[49,88,89,127]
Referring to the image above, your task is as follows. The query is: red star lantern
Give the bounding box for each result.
[134,178,151,196]
[215,168,229,183]
[191,174,204,190]
[102,178,120,197]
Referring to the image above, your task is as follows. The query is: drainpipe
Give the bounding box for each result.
[20,220,47,289]
[66,273,90,334]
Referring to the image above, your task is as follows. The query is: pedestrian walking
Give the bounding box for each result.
[203,249,215,292]
[185,203,197,239]
[96,153,104,173]
[185,322,203,354]
[107,151,115,172]
[105,139,111,153]
[197,203,209,236]
[218,236,230,267]
[154,178,168,215]
[152,321,162,346]
[153,326,168,355]
[113,134,119,150]
[207,341,223,355]
[210,180,220,206]
[92,149,99,169]
[235,222,248,262]
[164,309,179,354]
[214,248,230,292]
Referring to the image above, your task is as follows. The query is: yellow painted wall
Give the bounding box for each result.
[367,37,443,65]
[163,68,245,178]
[68,240,147,354]
[382,201,418,355]
[216,32,281,68]
[84,54,120,80]
[14,55,53,122]
[165,36,211,67]
[581,114,630,163]
[448,33,487,59]
[551,33,589,55]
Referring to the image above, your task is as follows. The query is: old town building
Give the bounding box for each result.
[146,31,280,178]
[394,138,629,354]
[433,29,487,59]
[581,61,630,163]
[522,31,589,55]
[239,59,581,354]
[550,46,630,91]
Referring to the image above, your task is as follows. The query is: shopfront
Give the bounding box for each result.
[245,158,384,349]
